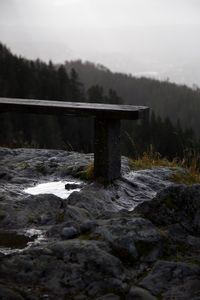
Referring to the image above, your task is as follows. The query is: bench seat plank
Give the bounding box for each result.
[0,97,149,182]
[0,97,148,120]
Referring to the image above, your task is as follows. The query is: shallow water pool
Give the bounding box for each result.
[0,228,45,255]
[23,181,82,199]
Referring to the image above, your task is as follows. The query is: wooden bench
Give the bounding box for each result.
[0,97,149,182]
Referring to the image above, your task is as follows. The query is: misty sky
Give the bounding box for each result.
[1,0,200,85]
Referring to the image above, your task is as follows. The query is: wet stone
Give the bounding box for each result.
[0,285,25,300]
[80,220,98,233]
[1,148,200,299]
[96,294,120,300]
[126,286,158,300]
[65,183,83,190]
[61,226,78,239]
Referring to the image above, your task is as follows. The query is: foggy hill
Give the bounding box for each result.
[65,60,200,136]
[0,42,199,159]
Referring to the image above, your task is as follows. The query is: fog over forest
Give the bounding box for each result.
[1,0,200,87]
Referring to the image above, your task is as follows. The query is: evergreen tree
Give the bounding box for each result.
[69,68,85,101]
[0,41,199,159]
[106,89,122,104]
[87,85,104,103]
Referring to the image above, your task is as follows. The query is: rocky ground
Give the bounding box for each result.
[0,147,200,300]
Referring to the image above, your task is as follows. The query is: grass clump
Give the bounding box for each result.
[56,212,65,223]
[130,147,200,185]
[16,162,30,170]
[130,151,177,170]
[35,163,47,175]
[75,163,94,181]
[170,170,200,185]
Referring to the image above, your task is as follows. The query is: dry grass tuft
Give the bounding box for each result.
[170,171,200,185]
[130,151,178,170]
[85,163,94,180]
[75,163,94,181]
[130,148,200,185]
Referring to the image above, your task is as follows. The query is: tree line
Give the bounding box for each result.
[0,42,199,160]
[65,60,200,137]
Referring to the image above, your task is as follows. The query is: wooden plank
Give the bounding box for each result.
[0,97,149,120]
[0,97,149,182]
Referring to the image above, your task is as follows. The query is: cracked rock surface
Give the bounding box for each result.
[0,147,200,300]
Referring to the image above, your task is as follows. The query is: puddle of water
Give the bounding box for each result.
[23,181,82,199]
[0,228,46,255]
[0,230,34,249]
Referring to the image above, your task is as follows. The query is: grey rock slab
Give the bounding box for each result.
[0,193,66,229]
[80,219,99,233]
[96,293,120,300]
[66,188,121,216]
[0,284,25,300]
[126,286,158,300]
[139,260,200,299]
[135,184,200,259]
[1,147,200,299]
[0,240,126,298]
[135,184,200,232]
[1,147,175,212]
[91,216,162,263]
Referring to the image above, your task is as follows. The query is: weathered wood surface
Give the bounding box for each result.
[94,118,121,181]
[0,97,149,182]
[0,97,149,120]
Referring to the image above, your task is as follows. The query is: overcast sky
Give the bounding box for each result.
[1,0,200,84]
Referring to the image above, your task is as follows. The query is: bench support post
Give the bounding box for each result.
[94,117,121,182]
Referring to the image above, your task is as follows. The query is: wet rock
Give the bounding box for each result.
[0,193,66,229]
[1,147,200,300]
[139,260,200,299]
[65,183,83,190]
[187,235,200,247]
[0,240,126,298]
[135,184,200,258]
[0,210,7,221]
[135,184,200,232]
[61,226,78,239]
[67,189,120,216]
[0,284,25,300]
[0,172,12,181]
[80,220,98,233]
[92,216,162,263]
[96,293,120,300]
[73,295,88,300]
[126,286,158,300]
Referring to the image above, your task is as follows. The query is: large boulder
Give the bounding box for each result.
[139,260,200,300]
[90,216,162,263]
[135,184,200,233]
[0,240,126,299]
[135,185,200,259]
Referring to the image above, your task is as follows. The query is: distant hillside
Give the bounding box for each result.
[65,60,200,136]
[0,42,199,159]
